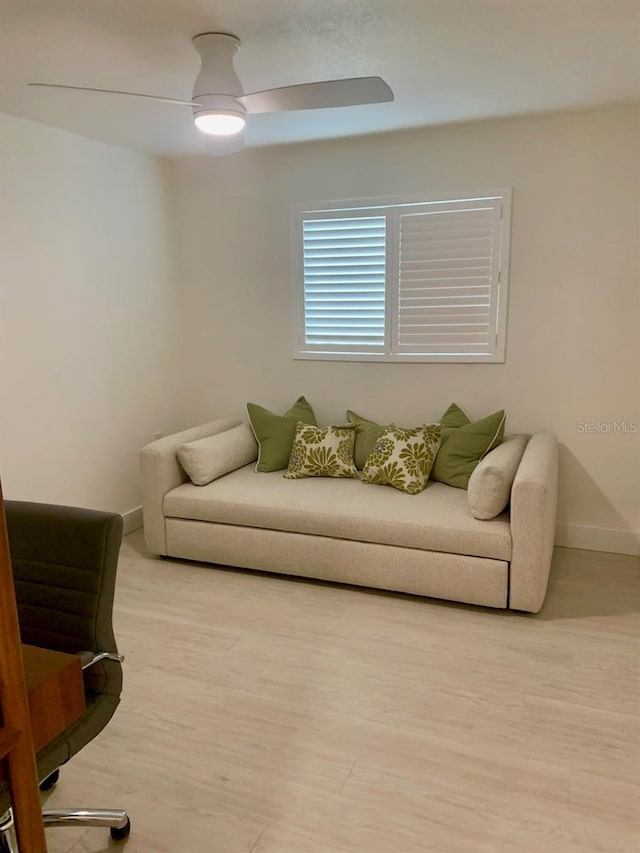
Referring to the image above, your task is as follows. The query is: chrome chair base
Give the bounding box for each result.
[0,805,131,847]
[44,806,129,830]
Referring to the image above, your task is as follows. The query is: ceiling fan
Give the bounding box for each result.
[28,32,394,155]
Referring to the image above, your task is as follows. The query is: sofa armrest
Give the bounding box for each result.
[509,432,559,612]
[140,416,242,555]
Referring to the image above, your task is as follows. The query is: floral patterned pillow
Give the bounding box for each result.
[285,423,358,479]
[361,424,441,494]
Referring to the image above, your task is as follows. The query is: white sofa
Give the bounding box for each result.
[140,417,558,613]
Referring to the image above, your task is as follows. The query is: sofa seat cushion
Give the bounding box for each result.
[163,464,511,561]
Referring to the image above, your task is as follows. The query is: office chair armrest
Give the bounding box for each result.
[78,651,124,671]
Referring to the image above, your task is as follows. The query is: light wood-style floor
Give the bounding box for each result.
[42,533,639,853]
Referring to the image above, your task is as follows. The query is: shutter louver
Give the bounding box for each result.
[302,216,386,353]
[397,202,502,355]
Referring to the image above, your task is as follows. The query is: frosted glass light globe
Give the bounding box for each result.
[194,112,246,136]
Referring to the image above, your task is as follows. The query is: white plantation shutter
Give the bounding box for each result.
[301,216,386,353]
[395,200,503,355]
[294,192,510,362]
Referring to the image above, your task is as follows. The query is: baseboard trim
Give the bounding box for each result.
[122,506,143,535]
[555,523,640,556]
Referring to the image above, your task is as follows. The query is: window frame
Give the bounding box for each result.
[291,189,512,364]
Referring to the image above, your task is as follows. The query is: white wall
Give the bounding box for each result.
[171,104,640,554]
[0,113,188,521]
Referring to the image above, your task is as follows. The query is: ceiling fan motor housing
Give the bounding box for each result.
[192,32,246,124]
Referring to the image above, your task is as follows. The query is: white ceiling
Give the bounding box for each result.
[1,0,639,158]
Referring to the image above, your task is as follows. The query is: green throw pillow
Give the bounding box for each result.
[432,404,506,489]
[346,410,387,470]
[285,423,358,480]
[361,424,441,495]
[439,402,472,444]
[247,396,317,472]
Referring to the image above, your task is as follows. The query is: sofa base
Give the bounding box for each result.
[165,519,509,609]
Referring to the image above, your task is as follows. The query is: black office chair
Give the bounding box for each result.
[0,501,131,850]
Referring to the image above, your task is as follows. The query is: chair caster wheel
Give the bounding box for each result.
[110,817,131,841]
[39,769,60,792]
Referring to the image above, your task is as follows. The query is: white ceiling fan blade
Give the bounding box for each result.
[28,83,199,107]
[203,131,246,157]
[239,76,393,115]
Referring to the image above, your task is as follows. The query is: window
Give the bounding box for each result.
[292,191,511,362]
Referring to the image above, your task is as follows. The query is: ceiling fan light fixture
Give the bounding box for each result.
[29,29,394,157]
[194,110,246,135]
[192,92,247,136]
